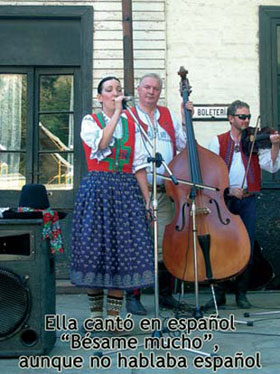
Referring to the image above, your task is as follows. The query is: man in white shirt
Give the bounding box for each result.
[125,73,192,315]
[205,99,280,310]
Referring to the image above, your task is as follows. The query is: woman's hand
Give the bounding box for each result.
[145,200,154,224]
[98,95,125,150]
[113,95,124,113]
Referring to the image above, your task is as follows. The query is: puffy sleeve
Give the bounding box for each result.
[80,114,114,161]
[258,148,280,173]
[170,111,187,151]
[208,136,220,155]
[132,124,150,173]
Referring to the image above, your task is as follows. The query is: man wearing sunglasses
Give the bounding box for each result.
[205,99,280,310]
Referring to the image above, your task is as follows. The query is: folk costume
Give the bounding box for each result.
[125,104,186,255]
[206,130,280,308]
[124,104,187,312]
[70,112,154,291]
[211,130,280,253]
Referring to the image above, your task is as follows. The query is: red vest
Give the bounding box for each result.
[82,113,135,173]
[125,106,177,157]
[218,131,261,192]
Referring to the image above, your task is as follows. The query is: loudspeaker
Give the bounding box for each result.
[0,219,56,357]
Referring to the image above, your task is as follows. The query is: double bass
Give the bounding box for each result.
[162,67,250,283]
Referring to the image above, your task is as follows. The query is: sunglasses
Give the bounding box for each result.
[233,114,251,120]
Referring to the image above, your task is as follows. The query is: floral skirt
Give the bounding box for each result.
[70,171,154,290]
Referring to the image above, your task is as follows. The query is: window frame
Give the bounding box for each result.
[259,6,280,188]
[0,5,93,206]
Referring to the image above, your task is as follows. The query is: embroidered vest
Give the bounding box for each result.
[218,131,261,192]
[125,106,177,157]
[82,113,135,173]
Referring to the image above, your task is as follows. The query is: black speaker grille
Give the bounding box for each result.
[0,268,31,340]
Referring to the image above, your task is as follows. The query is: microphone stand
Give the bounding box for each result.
[124,104,178,330]
[150,128,161,335]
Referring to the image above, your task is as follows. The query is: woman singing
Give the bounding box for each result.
[70,76,154,321]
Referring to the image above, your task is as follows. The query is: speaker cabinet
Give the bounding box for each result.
[0,219,56,357]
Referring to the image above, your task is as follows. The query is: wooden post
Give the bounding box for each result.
[122,0,134,96]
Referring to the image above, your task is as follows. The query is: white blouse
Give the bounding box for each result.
[80,112,148,173]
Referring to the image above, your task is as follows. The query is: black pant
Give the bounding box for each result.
[216,265,251,295]
[158,261,174,296]
[219,194,256,295]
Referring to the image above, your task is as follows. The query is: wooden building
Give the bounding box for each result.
[0,0,279,288]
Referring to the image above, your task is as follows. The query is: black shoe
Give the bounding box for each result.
[126,296,147,315]
[159,294,182,310]
[204,292,226,310]
[236,293,251,309]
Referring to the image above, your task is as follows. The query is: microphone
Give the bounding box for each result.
[122,96,134,110]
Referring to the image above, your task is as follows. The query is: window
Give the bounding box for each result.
[259,6,280,188]
[0,74,74,190]
[0,74,27,189]
[38,74,74,189]
[0,70,76,193]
